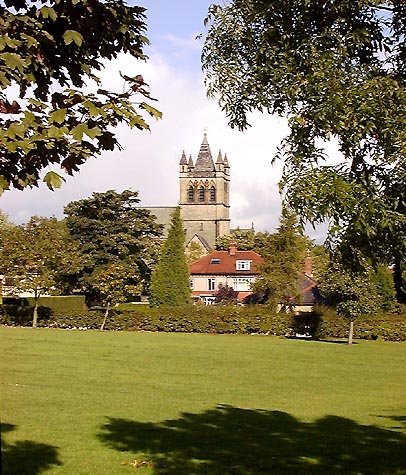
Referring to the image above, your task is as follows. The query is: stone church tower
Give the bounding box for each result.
[179,133,230,250]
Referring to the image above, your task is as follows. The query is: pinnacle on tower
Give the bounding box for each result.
[188,154,194,168]
[216,150,223,163]
[179,150,187,165]
[194,132,215,171]
[223,153,229,167]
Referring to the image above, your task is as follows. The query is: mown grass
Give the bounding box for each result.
[1,327,405,474]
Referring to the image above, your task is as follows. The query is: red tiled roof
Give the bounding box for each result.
[190,249,263,275]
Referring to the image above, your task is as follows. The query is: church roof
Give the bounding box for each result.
[141,206,176,237]
[194,133,215,171]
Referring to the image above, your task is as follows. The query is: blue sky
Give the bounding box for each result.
[0,1,327,240]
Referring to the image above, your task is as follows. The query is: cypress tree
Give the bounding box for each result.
[149,207,191,307]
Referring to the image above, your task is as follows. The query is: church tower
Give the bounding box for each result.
[179,133,230,250]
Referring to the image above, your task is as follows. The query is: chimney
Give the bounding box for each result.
[229,241,237,256]
[304,249,313,276]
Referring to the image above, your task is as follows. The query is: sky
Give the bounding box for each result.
[0,0,326,240]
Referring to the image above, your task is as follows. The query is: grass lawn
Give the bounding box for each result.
[1,327,406,474]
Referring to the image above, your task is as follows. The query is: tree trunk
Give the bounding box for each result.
[100,302,110,331]
[348,320,354,345]
[32,298,39,328]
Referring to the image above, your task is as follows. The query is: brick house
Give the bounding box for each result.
[189,242,263,304]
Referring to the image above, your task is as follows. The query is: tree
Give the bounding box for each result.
[91,261,143,330]
[64,190,162,305]
[202,1,406,302]
[0,0,161,193]
[253,208,309,309]
[149,207,191,307]
[215,283,239,305]
[0,210,13,231]
[215,228,255,250]
[185,241,207,265]
[0,217,82,327]
[318,259,396,344]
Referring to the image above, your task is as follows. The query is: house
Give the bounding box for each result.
[189,242,263,304]
[279,252,321,313]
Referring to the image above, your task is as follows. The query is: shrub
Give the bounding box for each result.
[1,302,405,341]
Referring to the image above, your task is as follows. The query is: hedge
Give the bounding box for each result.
[1,303,405,341]
[2,295,86,314]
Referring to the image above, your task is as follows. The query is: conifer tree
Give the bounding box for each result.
[149,207,191,307]
[254,207,309,309]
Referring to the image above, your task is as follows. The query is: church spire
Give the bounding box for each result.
[216,150,223,163]
[179,150,187,165]
[194,132,215,171]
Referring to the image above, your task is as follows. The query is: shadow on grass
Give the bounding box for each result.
[315,339,358,345]
[1,422,62,474]
[376,414,406,431]
[98,405,406,474]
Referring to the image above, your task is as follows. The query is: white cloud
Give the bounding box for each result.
[0,48,330,242]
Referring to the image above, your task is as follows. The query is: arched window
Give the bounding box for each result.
[187,186,194,202]
[210,186,216,202]
[198,186,205,202]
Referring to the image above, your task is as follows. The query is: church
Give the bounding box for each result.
[144,133,231,251]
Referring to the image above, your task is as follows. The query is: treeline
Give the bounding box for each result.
[0,190,165,326]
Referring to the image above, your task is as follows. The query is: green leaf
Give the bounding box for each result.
[23,111,36,126]
[0,52,25,72]
[49,108,67,124]
[40,6,57,22]
[48,125,68,139]
[0,71,11,88]
[43,171,65,191]
[63,30,84,47]
[21,33,39,49]
[72,124,101,141]
[84,125,102,140]
[0,176,10,196]
[140,102,163,120]
[72,124,86,141]
[129,115,149,130]
[82,100,102,117]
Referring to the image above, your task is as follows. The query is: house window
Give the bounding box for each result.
[187,186,194,202]
[236,260,251,271]
[202,296,216,305]
[198,186,205,202]
[232,278,253,291]
[190,278,194,289]
[207,278,216,291]
[210,258,220,264]
[210,186,216,202]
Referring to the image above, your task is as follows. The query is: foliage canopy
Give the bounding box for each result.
[203,0,406,301]
[64,189,162,305]
[0,0,161,193]
[0,216,82,326]
[253,208,309,308]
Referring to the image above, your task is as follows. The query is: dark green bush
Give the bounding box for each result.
[312,305,406,341]
[30,296,86,314]
[1,302,405,341]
